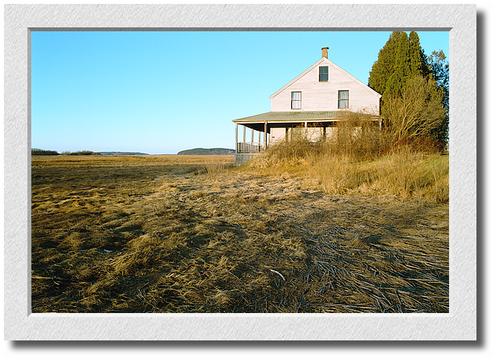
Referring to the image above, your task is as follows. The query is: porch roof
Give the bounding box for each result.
[232,111,379,124]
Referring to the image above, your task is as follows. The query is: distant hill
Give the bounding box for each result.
[178,148,235,155]
[99,152,149,156]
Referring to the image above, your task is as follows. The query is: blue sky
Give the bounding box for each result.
[31,31,449,154]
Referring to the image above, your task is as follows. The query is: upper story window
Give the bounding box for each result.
[338,90,349,109]
[319,66,329,82]
[291,91,302,109]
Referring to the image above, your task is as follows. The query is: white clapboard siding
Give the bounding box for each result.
[270,58,381,114]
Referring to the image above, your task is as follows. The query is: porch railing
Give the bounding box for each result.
[236,142,263,154]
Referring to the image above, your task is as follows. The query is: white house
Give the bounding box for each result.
[233,47,382,154]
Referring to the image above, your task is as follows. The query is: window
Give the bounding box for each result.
[291,91,302,109]
[338,90,349,109]
[319,66,329,82]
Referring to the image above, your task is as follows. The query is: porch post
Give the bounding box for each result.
[243,126,246,143]
[323,124,327,141]
[251,129,254,144]
[285,127,289,142]
[258,130,261,146]
[234,124,238,153]
[264,122,268,149]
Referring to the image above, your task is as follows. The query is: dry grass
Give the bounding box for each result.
[248,136,448,203]
[32,154,234,167]
[32,154,448,313]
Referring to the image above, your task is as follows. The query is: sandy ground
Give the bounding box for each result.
[31,155,448,313]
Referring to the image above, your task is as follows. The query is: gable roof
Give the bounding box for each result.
[270,57,327,98]
[270,57,382,99]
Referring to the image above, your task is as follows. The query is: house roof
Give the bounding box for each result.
[270,57,382,99]
[270,58,327,98]
[232,111,380,124]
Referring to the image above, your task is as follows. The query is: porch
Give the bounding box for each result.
[233,111,382,154]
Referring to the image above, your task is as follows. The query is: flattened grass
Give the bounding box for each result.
[32,154,448,313]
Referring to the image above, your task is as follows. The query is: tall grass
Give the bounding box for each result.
[248,121,448,203]
[309,149,448,202]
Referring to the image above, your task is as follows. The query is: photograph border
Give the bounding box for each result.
[4,4,476,341]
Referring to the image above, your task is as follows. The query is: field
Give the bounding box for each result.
[32,154,448,313]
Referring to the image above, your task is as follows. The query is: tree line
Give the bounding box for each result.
[31,148,100,156]
[368,31,449,149]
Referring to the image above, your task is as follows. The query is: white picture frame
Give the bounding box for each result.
[4,4,476,341]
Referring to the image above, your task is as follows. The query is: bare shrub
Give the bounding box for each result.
[381,75,445,146]
[330,111,388,158]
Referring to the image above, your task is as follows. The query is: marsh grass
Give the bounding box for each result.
[32,154,448,313]
[248,121,448,203]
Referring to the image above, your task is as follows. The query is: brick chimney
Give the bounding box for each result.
[321,47,329,59]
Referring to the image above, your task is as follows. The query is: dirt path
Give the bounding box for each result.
[32,158,448,313]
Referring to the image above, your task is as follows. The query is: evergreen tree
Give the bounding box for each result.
[427,50,449,146]
[408,31,429,78]
[384,32,410,97]
[368,32,402,94]
[369,31,429,96]
[427,50,449,109]
[369,31,449,148]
